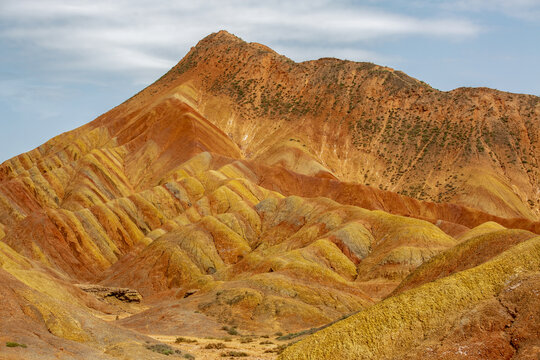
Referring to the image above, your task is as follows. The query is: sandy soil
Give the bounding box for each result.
[148,334,288,360]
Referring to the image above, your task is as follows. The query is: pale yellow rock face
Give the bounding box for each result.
[279,238,540,360]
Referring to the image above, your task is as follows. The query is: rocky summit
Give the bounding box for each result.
[0,31,539,360]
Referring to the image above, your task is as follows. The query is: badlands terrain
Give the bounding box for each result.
[0,31,539,359]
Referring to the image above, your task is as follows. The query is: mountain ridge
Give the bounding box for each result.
[145,30,540,220]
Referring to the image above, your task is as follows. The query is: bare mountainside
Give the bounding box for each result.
[0,31,538,359]
[161,31,540,220]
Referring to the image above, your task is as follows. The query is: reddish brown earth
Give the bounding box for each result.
[0,31,538,359]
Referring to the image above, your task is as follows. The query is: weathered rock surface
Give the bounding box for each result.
[168,31,540,220]
[76,284,143,303]
[280,238,540,360]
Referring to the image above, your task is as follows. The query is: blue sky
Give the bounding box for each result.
[1,0,539,162]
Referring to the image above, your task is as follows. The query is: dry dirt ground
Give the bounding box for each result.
[92,294,294,359]
[148,334,289,360]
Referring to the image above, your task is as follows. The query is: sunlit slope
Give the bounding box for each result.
[0,242,166,360]
[279,237,540,360]
[4,134,459,335]
[0,93,241,280]
[393,223,537,295]
[98,162,456,333]
[154,31,540,219]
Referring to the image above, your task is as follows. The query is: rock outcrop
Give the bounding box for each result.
[76,284,143,303]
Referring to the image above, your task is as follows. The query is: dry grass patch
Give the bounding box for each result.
[205,342,226,349]
[221,350,248,357]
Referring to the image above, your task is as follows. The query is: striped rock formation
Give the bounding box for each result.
[1,31,538,359]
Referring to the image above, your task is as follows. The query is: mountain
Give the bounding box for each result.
[0,31,538,359]
[166,31,540,220]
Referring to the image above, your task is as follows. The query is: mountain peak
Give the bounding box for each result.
[153,32,539,222]
[196,29,246,48]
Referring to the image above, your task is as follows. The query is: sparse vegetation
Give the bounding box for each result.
[146,344,175,356]
[264,343,291,354]
[147,343,194,358]
[6,342,27,348]
[2,32,539,360]
[277,328,317,341]
[221,325,239,335]
[221,350,248,357]
[277,312,358,341]
[175,337,198,344]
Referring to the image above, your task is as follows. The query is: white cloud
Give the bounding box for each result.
[0,0,481,83]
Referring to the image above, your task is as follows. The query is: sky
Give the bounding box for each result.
[1,0,539,162]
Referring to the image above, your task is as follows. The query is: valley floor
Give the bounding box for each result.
[148,334,283,360]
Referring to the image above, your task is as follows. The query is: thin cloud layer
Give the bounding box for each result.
[442,0,540,20]
[0,0,481,81]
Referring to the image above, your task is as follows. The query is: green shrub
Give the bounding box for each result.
[221,325,239,335]
[175,337,197,344]
[6,342,27,348]
[221,351,248,357]
[146,344,174,355]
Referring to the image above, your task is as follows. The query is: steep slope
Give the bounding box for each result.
[0,93,241,280]
[279,237,540,360]
[247,161,540,234]
[0,242,177,360]
[96,157,456,334]
[393,224,537,295]
[152,31,540,220]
